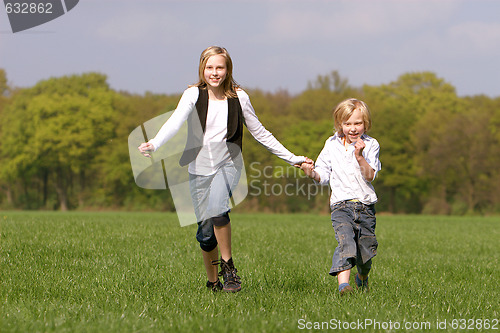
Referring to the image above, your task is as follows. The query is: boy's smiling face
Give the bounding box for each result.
[342,108,365,144]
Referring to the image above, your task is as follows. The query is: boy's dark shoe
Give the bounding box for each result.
[218,257,241,292]
[355,273,369,292]
[206,279,223,292]
[340,285,354,296]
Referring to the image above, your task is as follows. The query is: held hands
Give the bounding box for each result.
[299,158,320,182]
[293,156,314,168]
[138,142,155,158]
[303,156,314,166]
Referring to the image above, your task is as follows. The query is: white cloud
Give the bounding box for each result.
[95,8,188,44]
[261,0,459,43]
[447,21,500,54]
[3,0,500,97]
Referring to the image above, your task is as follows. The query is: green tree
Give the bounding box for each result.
[364,72,459,213]
[426,95,500,214]
[306,70,350,94]
[0,69,8,97]
[2,69,499,215]
[96,91,180,210]
[0,73,116,210]
[0,69,13,207]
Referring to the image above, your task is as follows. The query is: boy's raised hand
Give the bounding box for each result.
[354,138,366,158]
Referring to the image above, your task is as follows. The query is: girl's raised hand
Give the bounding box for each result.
[138,142,154,158]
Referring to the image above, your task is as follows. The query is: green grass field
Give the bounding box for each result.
[1,212,499,332]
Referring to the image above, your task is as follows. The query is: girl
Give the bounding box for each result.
[138,46,311,292]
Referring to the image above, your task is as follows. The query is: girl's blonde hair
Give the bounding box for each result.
[333,98,372,135]
[193,46,239,98]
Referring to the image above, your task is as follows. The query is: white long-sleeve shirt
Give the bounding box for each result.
[148,86,305,175]
[314,133,381,206]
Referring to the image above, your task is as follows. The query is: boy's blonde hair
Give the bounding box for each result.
[333,98,372,135]
[193,46,239,98]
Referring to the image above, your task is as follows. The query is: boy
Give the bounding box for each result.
[301,98,381,295]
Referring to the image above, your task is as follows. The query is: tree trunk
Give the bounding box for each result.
[6,186,13,205]
[42,169,48,207]
[55,169,69,211]
[78,169,85,208]
[1,185,14,206]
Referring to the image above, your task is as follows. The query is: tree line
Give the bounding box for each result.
[1,69,499,215]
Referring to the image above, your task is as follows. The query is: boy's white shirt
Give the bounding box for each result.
[314,133,381,206]
[148,86,305,175]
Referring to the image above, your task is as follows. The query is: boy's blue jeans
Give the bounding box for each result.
[329,200,378,276]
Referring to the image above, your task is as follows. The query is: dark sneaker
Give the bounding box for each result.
[218,258,241,292]
[340,285,354,296]
[355,273,369,292]
[206,279,223,292]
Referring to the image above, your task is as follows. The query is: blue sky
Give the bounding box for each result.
[1,0,499,97]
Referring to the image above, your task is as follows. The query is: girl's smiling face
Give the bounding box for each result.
[342,108,365,144]
[203,54,227,90]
